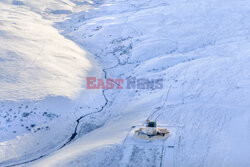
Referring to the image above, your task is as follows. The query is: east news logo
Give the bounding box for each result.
[86,77,163,89]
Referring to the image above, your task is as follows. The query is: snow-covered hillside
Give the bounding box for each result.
[0,0,101,162]
[0,1,96,101]
[1,0,250,167]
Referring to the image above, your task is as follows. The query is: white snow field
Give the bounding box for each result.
[0,0,96,101]
[1,0,250,167]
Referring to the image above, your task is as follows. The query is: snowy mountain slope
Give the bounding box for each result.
[0,0,103,165]
[0,1,95,101]
[1,0,250,167]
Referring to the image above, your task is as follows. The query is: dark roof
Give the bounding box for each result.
[147,121,156,127]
